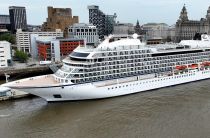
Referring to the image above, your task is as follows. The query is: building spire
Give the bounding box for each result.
[136,20,139,26]
[179,4,188,21]
[206,6,210,19]
[135,19,142,35]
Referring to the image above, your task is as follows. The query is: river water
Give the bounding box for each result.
[1,80,210,138]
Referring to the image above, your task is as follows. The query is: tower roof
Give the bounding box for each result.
[179,4,188,21]
[182,4,187,12]
[206,6,210,18]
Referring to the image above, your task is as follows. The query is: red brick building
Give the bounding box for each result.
[37,38,84,62]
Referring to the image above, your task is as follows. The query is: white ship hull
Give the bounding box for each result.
[7,69,210,102]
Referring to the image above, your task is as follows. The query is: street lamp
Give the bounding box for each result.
[4,73,10,83]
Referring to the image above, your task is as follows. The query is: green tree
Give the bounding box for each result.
[0,33,16,44]
[14,50,28,63]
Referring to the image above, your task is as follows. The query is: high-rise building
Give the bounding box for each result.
[0,41,12,68]
[88,5,116,39]
[175,5,210,42]
[68,23,99,46]
[9,6,27,33]
[0,15,11,31]
[42,6,79,32]
[105,14,117,36]
[88,5,105,39]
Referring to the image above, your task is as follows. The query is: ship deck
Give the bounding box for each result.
[11,75,60,87]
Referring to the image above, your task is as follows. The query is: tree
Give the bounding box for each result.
[14,50,28,63]
[0,33,16,44]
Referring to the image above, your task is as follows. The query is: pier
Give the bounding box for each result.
[0,66,50,78]
[0,88,29,101]
[0,63,61,79]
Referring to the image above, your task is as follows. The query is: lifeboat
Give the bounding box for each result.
[188,64,198,69]
[175,65,187,70]
[201,61,210,66]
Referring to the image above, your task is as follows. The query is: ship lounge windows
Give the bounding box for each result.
[71,52,89,57]
[70,57,87,62]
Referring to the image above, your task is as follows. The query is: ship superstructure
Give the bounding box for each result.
[54,34,210,85]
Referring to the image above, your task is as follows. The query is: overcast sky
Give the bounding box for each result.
[0,0,210,26]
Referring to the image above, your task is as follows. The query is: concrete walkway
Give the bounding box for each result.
[0,89,29,101]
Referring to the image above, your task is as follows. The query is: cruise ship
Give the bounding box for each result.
[2,34,210,102]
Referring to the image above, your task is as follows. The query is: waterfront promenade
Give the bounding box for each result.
[0,60,61,78]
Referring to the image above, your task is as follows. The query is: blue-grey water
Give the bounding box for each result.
[1,80,210,138]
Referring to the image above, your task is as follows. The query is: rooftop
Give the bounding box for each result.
[69,23,96,28]
[9,6,26,9]
[88,5,99,10]
[0,15,10,24]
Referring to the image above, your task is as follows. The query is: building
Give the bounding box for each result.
[68,23,99,45]
[88,5,105,39]
[167,25,176,42]
[42,6,79,32]
[134,20,145,35]
[16,29,63,55]
[142,23,169,40]
[37,38,83,62]
[113,22,134,35]
[27,25,41,32]
[0,41,12,68]
[0,15,11,31]
[88,5,116,39]
[9,6,27,33]
[105,14,117,36]
[175,5,210,42]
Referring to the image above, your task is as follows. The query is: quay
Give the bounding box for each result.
[0,66,50,78]
[0,63,61,79]
[0,88,29,101]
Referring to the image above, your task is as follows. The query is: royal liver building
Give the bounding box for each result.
[175,5,210,42]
